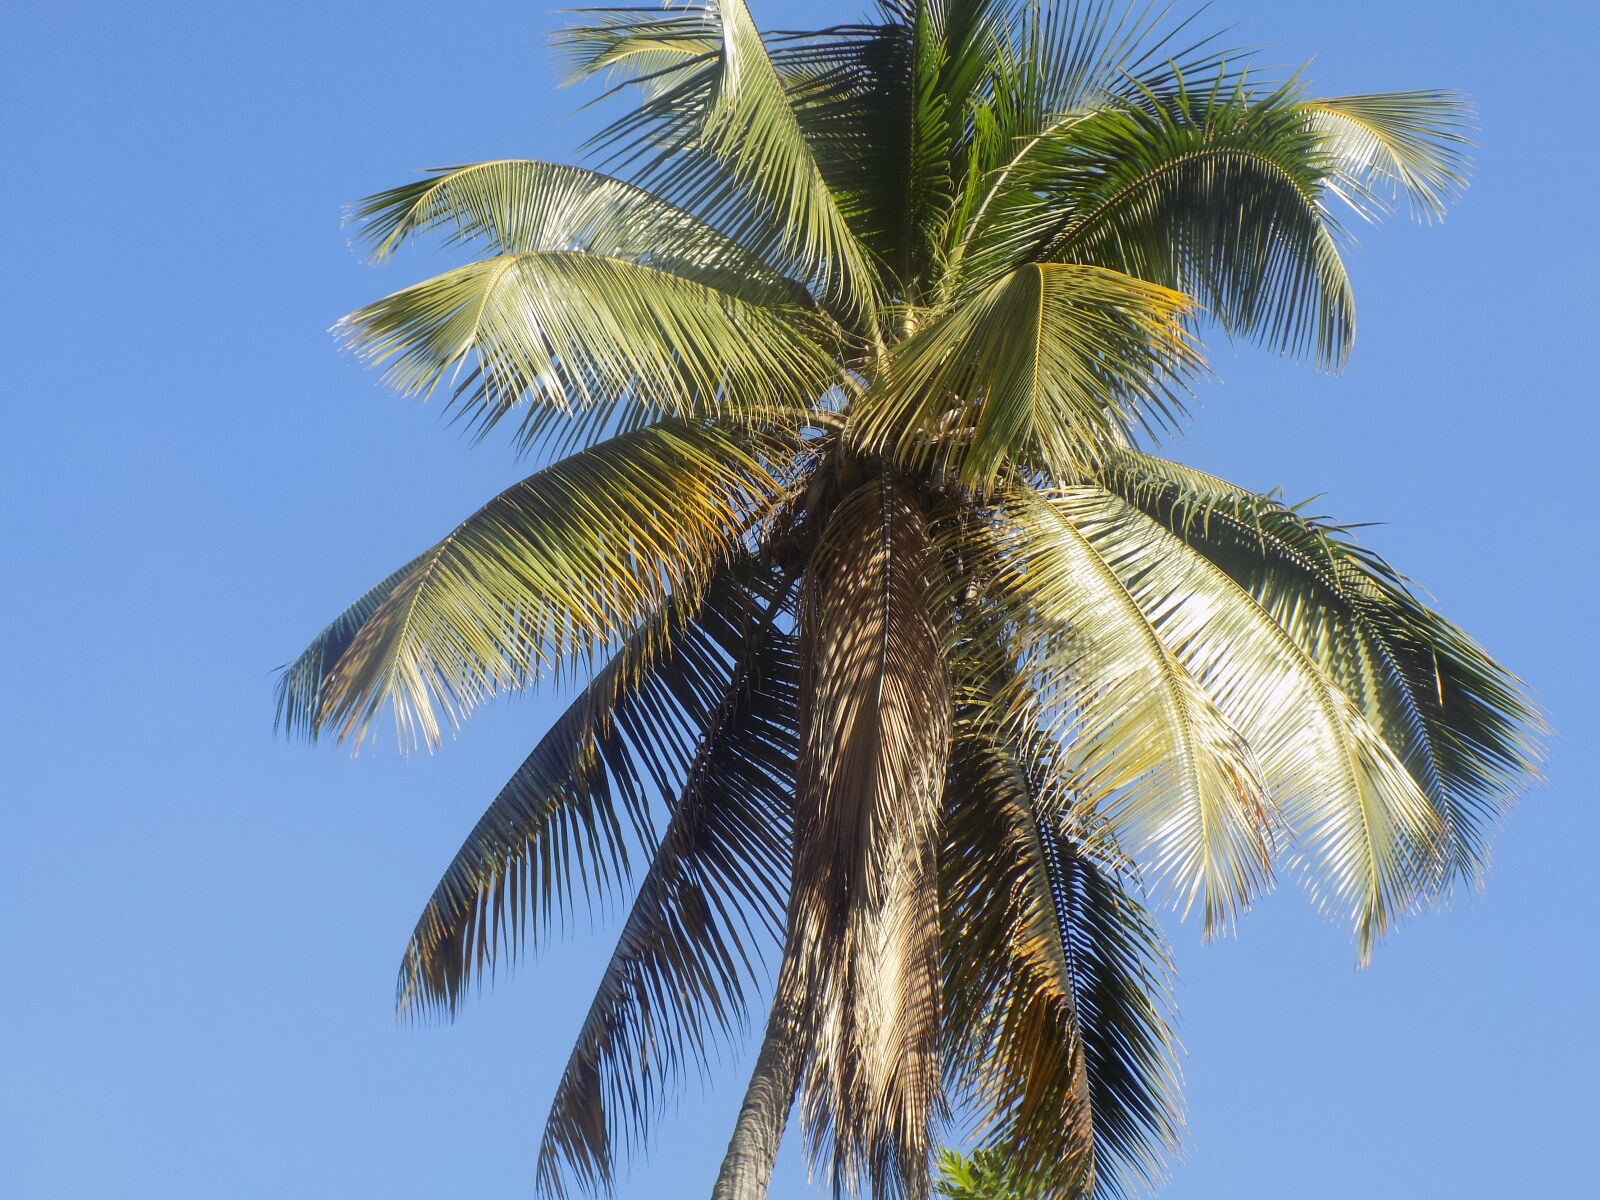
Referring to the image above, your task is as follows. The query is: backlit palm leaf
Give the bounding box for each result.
[1307,91,1474,222]
[1097,451,1541,891]
[969,487,1276,933]
[1031,487,1447,955]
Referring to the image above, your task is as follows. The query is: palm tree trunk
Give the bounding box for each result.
[711,957,806,1200]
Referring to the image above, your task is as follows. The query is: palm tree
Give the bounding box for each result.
[279,3,1541,1199]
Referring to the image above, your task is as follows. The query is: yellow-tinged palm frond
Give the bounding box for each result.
[852,262,1199,487]
[278,422,799,748]
[964,486,1275,935]
[793,479,951,1200]
[559,1,882,320]
[1096,451,1542,892]
[336,251,836,449]
[1016,486,1448,956]
[1306,91,1474,222]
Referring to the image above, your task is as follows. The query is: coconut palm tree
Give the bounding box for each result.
[279,3,1540,1199]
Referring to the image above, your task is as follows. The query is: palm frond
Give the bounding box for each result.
[392,555,792,1023]
[1024,0,1241,115]
[947,0,1243,246]
[960,78,1355,367]
[559,2,882,319]
[350,158,812,305]
[1021,486,1447,956]
[1306,91,1473,222]
[963,486,1277,933]
[794,479,951,1200]
[536,568,800,1197]
[335,250,835,449]
[1097,451,1542,893]
[853,262,1199,488]
[940,700,1179,1199]
[280,422,798,748]
[276,553,428,740]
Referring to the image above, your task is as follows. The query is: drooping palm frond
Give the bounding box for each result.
[280,422,798,747]
[853,261,1199,486]
[940,693,1179,1200]
[276,552,429,740]
[1021,486,1448,955]
[793,479,951,1200]
[1096,451,1542,892]
[535,566,801,1197]
[392,555,794,1022]
[1306,91,1474,222]
[335,249,835,448]
[961,486,1275,934]
[959,78,1356,367]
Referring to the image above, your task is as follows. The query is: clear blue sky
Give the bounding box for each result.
[3,2,1595,1197]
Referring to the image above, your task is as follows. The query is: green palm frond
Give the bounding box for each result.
[853,261,1200,486]
[350,158,812,305]
[794,479,951,1200]
[280,422,798,748]
[536,566,800,1197]
[960,78,1355,366]
[336,250,835,449]
[940,0,1242,268]
[1098,451,1542,891]
[1306,91,1474,222]
[560,1,882,319]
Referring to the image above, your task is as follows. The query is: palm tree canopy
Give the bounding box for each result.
[280,4,1539,1199]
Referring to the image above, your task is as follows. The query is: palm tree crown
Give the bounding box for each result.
[280,3,1541,1199]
